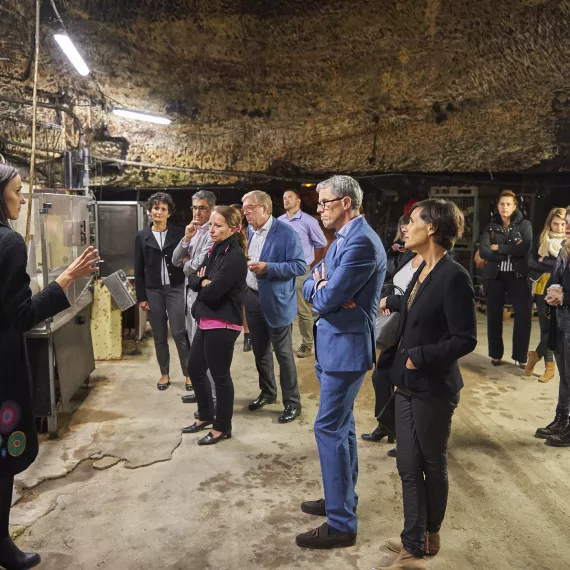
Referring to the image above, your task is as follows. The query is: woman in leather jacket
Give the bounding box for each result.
[479,190,533,368]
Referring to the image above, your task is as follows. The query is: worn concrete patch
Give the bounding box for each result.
[15,423,100,489]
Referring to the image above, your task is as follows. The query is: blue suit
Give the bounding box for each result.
[248,218,306,328]
[245,218,306,407]
[303,216,386,534]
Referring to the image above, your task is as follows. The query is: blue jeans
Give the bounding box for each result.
[314,363,366,534]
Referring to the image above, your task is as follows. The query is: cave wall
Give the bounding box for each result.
[2,0,570,186]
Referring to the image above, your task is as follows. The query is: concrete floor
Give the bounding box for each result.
[11,315,570,570]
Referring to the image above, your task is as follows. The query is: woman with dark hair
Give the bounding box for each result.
[375,199,477,570]
[182,206,247,445]
[386,214,411,280]
[479,190,533,368]
[526,208,567,382]
[0,164,99,569]
[134,192,191,390]
[536,207,570,447]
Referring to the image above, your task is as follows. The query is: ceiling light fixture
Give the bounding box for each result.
[112,109,171,125]
[302,183,315,187]
[54,34,89,76]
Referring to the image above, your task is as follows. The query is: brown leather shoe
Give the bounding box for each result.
[385,531,440,556]
[296,522,356,549]
[375,546,426,569]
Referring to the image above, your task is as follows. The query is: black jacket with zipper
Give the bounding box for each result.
[188,235,247,326]
[479,209,533,279]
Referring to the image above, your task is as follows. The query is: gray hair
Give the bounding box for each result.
[192,190,216,208]
[242,190,273,214]
[316,175,363,211]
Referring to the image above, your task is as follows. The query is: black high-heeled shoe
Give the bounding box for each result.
[361,425,395,443]
[198,431,231,445]
[182,421,212,434]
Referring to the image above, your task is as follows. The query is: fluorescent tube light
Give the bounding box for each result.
[54,34,89,76]
[112,109,171,125]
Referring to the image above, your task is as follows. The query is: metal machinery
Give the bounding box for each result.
[428,186,481,299]
[95,201,147,340]
[13,192,97,434]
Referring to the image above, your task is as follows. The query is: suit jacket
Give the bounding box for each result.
[0,223,70,476]
[386,254,477,398]
[134,224,185,302]
[172,224,213,277]
[247,217,306,328]
[303,217,386,373]
[172,224,213,315]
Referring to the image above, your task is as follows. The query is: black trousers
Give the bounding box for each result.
[243,288,301,408]
[0,475,13,539]
[485,273,533,362]
[188,328,240,432]
[371,364,394,419]
[395,391,458,558]
[555,309,570,416]
[534,294,554,362]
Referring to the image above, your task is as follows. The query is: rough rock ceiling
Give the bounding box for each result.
[1,0,570,186]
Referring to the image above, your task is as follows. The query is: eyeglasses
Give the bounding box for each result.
[192,206,209,212]
[241,204,261,214]
[317,197,344,210]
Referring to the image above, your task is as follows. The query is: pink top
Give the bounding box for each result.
[199,318,242,332]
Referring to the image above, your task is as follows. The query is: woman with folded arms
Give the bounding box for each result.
[526,208,567,382]
[181,206,247,445]
[375,199,477,570]
[537,206,570,448]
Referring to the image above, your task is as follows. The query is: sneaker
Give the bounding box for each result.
[296,345,313,358]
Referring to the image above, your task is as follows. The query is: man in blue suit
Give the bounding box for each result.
[242,191,306,423]
[296,175,386,549]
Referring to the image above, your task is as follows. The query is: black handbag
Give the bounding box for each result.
[375,284,404,351]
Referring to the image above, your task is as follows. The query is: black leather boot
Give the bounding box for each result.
[546,424,570,447]
[0,536,41,570]
[535,413,569,439]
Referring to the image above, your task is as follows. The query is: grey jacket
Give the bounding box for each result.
[172,223,213,277]
[172,224,213,316]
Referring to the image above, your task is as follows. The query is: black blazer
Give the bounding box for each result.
[479,210,532,279]
[134,224,185,302]
[386,254,477,398]
[188,235,247,326]
[0,223,70,476]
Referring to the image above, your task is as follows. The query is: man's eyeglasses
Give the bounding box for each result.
[192,206,209,212]
[241,204,261,214]
[317,197,344,210]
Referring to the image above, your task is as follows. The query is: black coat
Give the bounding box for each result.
[479,210,533,279]
[188,235,247,326]
[134,224,185,302]
[386,254,477,398]
[547,258,570,351]
[0,223,70,476]
[527,237,557,283]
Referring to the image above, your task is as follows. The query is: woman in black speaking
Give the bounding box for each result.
[375,199,477,570]
[0,164,99,569]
